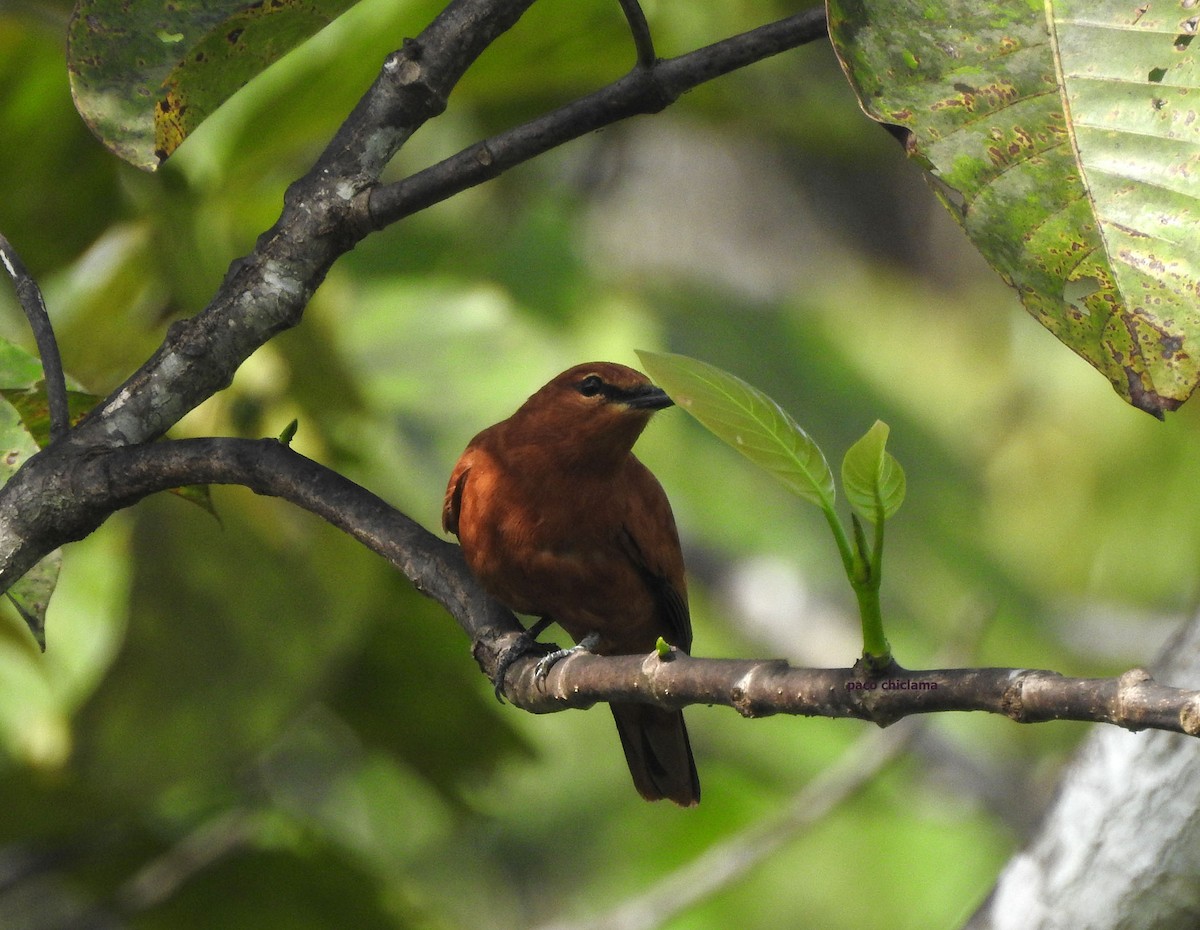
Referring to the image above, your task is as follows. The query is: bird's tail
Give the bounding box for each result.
[610,704,700,806]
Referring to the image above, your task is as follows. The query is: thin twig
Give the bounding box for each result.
[115,809,263,913]
[0,234,69,442]
[366,6,829,229]
[534,720,920,930]
[617,0,656,67]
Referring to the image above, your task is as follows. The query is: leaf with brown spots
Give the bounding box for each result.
[0,386,98,448]
[68,0,362,170]
[828,0,1200,415]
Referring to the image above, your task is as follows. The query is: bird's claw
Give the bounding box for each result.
[533,632,601,690]
[532,647,572,686]
[492,624,554,702]
[493,630,531,702]
[493,626,599,700]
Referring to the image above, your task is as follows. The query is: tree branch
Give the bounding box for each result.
[59,0,541,458]
[0,234,69,442]
[494,649,1200,736]
[366,6,829,228]
[29,436,1200,740]
[616,0,656,69]
[0,3,827,594]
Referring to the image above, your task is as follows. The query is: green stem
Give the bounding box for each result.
[853,581,890,668]
[823,502,891,671]
[821,504,856,580]
[859,496,891,668]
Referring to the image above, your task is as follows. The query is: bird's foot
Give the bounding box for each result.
[493,618,555,702]
[533,631,601,689]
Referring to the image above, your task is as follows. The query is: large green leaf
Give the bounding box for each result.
[827,0,1200,416]
[68,0,362,170]
[0,339,211,645]
[637,350,836,509]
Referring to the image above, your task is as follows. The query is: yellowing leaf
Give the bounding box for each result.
[69,0,362,169]
[828,0,1200,415]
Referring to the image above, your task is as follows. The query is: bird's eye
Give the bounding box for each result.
[578,375,605,397]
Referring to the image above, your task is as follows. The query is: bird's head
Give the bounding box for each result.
[509,362,673,465]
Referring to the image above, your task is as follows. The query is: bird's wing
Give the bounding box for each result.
[442,454,472,536]
[620,461,692,652]
[653,573,692,654]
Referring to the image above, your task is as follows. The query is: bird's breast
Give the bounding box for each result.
[455,462,662,650]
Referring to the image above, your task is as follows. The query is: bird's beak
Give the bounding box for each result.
[624,384,674,411]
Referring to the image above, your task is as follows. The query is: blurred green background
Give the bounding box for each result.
[2,1,1198,927]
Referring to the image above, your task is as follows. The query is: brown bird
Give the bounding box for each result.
[443,362,699,806]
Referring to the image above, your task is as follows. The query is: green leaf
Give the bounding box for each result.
[7,555,61,652]
[0,339,51,388]
[827,0,1200,416]
[169,483,219,519]
[68,0,363,170]
[637,350,835,509]
[842,420,906,524]
[0,387,99,448]
[0,397,58,646]
[277,418,300,446]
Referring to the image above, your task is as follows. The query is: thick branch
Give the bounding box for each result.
[23,437,1199,740]
[60,0,541,457]
[490,650,1200,737]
